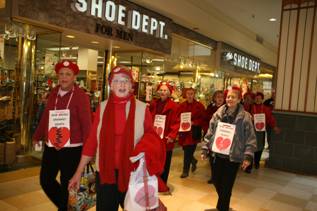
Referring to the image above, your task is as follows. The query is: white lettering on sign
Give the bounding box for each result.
[71,0,168,40]
[230,52,260,73]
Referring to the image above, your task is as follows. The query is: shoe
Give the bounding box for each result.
[207,179,213,184]
[191,159,198,172]
[180,172,189,178]
[244,168,252,174]
[255,163,260,169]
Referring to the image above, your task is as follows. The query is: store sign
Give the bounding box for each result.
[223,52,260,73]
[71,0,168,40]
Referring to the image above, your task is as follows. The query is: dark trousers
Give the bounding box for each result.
[254,150,263,166]
[160,150,173,184]
[209,154,214,180]
[182,144,197,173]
[266,126,272,150]
[213,156,240,211]
[40,145,82,211]
[95,172,126,211]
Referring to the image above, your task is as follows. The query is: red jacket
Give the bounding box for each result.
[178,100,205,146]
[251,104,276,128]
[204,103,222,133]
[33,85,92,145]
[149,98,179,151]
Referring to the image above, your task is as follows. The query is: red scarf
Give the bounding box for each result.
[99,93,135,192]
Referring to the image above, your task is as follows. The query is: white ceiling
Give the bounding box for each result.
[131,0,282,65]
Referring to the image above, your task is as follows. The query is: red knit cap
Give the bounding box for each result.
[255,92,264,99]
[108,66,133,84]
[225,86,242,99]
[157,81,173,93]
[55,60,79,75]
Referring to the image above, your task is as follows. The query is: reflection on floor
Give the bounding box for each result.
[0,147,317,211]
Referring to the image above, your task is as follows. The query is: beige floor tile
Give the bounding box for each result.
[271,192,308,208]
[264,200,303,211]
[0,200,18,211]
[20,202,56,211]
[311,194,317,202]
[305,201,317,211]
[3,190,49,209]
[279,185,313,200]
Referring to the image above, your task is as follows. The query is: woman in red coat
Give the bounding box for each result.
[251,92,280,169]
[149,82,179,191]
[178,88,205,178]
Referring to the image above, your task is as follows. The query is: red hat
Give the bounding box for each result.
[108,66,133,84]
[255,92,264,99]
[157,81,173,93]
[225,85,242,99]
[55,60,79,75]
[243,91,255,100]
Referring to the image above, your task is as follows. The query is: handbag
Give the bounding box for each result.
[68,163,96,211]
[191,125,202,141]
[124,153,159,211]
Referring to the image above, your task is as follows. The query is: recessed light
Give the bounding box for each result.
[113,45,120,49]
[269,18,277,22]
[91,41,99,44]
[66,35,75,38]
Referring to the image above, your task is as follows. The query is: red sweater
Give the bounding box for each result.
[251,104,276,128]
[82,102,153,167]
[178,100,205,146]
[33,85,92,145]
[149,98,179,151]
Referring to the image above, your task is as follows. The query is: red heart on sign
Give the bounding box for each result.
[181,122,191,130]
[154,126,163,137]
[48,127,70,148]
[216,137,231,151]
[135,184,157,207]
[255,122,265,130]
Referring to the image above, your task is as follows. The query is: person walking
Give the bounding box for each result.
[33,60,92,211]
[178,88,205,178]
[202,86,256,211]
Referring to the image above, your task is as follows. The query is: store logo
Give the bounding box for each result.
[223,51,260,73]
[71,0,168,40]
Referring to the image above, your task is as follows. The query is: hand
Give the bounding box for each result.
[201,153,207,160]
[241,160,251,170]
[166,137,174,143]
[68,172,82,191]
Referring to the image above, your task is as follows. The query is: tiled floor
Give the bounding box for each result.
[0,147,317,211]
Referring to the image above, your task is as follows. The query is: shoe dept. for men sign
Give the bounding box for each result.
[14,0,172,54]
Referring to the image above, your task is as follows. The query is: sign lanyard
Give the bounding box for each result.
[54,87,74,110]
[252,104,264,115]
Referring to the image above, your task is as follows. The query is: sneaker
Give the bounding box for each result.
[207,179,213,184]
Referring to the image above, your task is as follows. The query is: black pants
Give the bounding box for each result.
[254,150,263,166]
[213,156,240,211]
[95,172,126,211]
[40,145,82,211]
[160,150,173,184]
[182,144,197,173]
[209,154,214,180]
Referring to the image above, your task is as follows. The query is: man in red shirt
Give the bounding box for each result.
[33,60,92,211]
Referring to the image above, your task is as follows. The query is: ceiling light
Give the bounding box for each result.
[91,41,99,44]
[269,18,277,22]
[113,45,120,49]
[66,35,75,38]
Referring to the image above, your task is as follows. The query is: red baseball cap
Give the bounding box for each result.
[108,66,133,84]
[55,60,79,75]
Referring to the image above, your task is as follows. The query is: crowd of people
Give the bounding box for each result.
[33,61,279,211]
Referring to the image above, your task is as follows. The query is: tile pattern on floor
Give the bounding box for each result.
[0,147,316,211]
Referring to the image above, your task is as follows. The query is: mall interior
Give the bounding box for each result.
[0,0,317,210]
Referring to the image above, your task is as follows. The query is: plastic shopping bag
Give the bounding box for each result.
[124,153,159,211]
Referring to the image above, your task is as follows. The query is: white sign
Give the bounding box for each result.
[153,115,166,139]
[48,109,71,148]
[179,112,191,132]
[212,122,236,155]
[145,85,152,102]
[254,113,266,132]
[71,0,168,39]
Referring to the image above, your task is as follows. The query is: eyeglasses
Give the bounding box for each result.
[112,79,131,84]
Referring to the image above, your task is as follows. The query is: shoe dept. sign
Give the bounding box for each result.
[71,0,169,40]
[222,51,260,73]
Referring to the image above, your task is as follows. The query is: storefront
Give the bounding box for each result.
[0,0,220,165]
[217,42,275,98]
